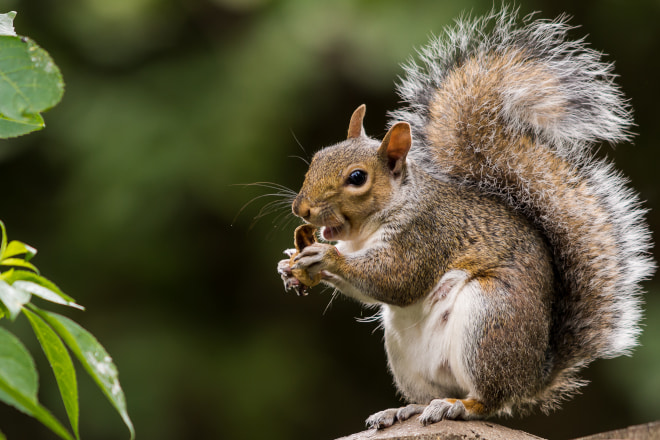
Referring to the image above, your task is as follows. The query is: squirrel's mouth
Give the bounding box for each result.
[322,225,344,241]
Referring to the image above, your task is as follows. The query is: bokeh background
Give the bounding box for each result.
[0,0,658,439]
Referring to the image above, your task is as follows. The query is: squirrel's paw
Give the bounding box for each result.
[277,258,303,293]
[365,404,426,430]
[365,408,398,430]
[366,399,483,429]
[291,242,339,278]
[418,398,485,425]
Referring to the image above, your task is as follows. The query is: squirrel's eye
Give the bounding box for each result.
[346,170,367,186]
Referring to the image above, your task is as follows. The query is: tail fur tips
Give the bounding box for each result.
[392,7,655,372]
[393,7,634,150]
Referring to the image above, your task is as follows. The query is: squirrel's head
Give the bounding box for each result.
[292,104,412,242]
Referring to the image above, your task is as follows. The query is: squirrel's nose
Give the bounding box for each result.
[292,196,311,220]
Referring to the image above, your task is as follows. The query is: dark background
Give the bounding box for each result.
[0,0,658,439]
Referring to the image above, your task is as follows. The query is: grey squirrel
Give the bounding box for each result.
[276,8,655,428]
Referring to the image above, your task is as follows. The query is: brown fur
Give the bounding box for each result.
[282,9,654,425]
[426,51,628,404]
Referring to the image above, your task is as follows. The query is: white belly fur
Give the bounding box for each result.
[381,269,482,403]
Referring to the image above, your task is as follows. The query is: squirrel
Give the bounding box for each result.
[276,8,655,428]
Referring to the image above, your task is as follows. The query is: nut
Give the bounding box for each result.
[289,224,322,294]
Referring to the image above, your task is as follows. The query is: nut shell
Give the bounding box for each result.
[289,224,322,289]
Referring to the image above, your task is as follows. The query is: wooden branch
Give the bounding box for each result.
[572,421,660,440]
[336,418,545,440]
[336,418,660,440]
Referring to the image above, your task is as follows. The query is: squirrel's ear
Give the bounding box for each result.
[347,104,367,139]
[378,122,411,175]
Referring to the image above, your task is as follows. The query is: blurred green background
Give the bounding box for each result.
[0,0,658,439]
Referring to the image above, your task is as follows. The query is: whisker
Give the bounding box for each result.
[235,181,298,195]
[233,192,291,226]
[355,311,383,324]
[264,214,302,240]
[354,307,385,334]
[322,289,340,316]
[233,180,301,236]
[276,214,300,231]
[254,197,294,218]
[248,197,296,230]
[289,155,310,166]
[270,207,296,226]
[290,129,310,160]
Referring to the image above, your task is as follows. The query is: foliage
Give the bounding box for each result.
[0,12,133,440]
[0,11,64,139]
[0,1,658,439]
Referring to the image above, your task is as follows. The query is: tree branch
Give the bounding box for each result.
[337,419,545,440]
[337,419,660,440]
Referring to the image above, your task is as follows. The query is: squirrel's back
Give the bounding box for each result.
[390,8,655,411]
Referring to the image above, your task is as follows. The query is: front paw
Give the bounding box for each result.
[277,258,304,294]
[291,242,339,280]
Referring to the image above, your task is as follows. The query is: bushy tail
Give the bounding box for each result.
[390,7,655,410]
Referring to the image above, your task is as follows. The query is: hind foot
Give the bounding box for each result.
[365,404,426,429]
[365,398,487,429]
[419,398,487,425]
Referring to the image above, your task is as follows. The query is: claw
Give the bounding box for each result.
[365,408,398,430]
[396,404,426,422]
[365,399,481,430]
[419,398,475,425]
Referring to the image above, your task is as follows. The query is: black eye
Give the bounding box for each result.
[346,170,367,186]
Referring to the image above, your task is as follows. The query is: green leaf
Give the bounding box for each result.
[2,270,82,307]
[0,379,74,440]
[15,281,84,310]
[24,308,80,440]
[0,280,30,320]
[0,221,6,259]
[0,111,44,137]
[0,267,16,282]
[3,240,37,261]
[0,257,39,273]
[0,325,37,413]
[0,326,73,440]
[0,11,16,37]
[0,31,64,138]
[35,309,135,439]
